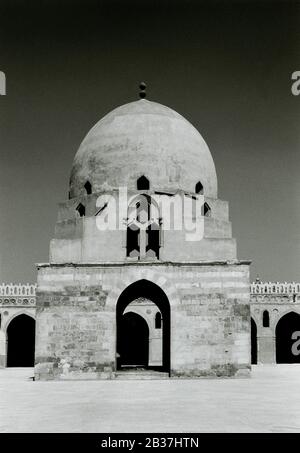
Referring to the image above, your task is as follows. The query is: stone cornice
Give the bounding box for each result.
[36,260,252,268]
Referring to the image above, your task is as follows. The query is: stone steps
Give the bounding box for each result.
[115,369,169,380]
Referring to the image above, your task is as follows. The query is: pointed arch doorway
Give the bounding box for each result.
[6,314,36,367]
[276,312,300,363]
[116,280,170,373]
[251,318,257,365]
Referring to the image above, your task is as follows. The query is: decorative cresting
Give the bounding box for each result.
[1,282,300,303]
[0,284,36,306]
[251,282,300,295]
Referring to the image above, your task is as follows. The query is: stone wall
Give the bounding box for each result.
[2,281,299,371]
[35,261,250,380]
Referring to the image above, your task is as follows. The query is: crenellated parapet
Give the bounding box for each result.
[1,282,300,305]
[0,283,36,307]
[250,281,300,364]
[250,282,300,295]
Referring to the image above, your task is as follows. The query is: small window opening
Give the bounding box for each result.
[195,181,204,194]
[137,176,150,190]
[202,202,211,217]
[263,310,270,328]
[84,181,92,195]
[76,203,85,217]
[155,312,162,329]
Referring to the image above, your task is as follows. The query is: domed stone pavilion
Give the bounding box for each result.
[35,96,251,380]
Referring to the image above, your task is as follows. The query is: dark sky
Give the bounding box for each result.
[0,0,299,283]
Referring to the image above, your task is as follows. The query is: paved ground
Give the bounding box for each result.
[0,365,300,433]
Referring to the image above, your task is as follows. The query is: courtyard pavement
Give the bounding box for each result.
[0,365,300,433]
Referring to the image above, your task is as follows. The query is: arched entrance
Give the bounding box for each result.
[116,279,170,373]
[118,312,149,367]
[276,312,300,363]
[6,314,35,367]
[251,318,257,364]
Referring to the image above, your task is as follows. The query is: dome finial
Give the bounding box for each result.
[139,82,146,99]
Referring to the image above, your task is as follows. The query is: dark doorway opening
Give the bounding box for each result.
[251,318,257,364]
[118,312,149,367]
[276,312,300,363]
[116,279,170,373]
[7,314,35,367]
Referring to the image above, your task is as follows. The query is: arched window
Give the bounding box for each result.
[76,203,85,217]
[195,181,204,194]
[137,176,150,190]
[202,202,211,217]
[127,194,160,259]
[263,310,270,328]
[84,181,92,195]
[155,312,162,329]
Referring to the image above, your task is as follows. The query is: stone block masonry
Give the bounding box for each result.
[35,261,251,380]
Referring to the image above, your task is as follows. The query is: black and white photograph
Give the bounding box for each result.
[0,0,300,441]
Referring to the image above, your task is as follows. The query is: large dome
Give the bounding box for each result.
[69,99,218,198]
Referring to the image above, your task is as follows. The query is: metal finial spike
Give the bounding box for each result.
[139,82,146,99]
